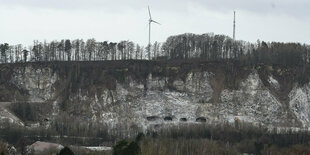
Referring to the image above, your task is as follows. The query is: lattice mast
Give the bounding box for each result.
[233,11,236,40]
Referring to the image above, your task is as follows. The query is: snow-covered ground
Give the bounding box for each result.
[85,146,112,151]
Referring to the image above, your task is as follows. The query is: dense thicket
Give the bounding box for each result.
[139,124,310,155]
[0,33,309,66]
[108,123,310,155]
[2,122,310,155]
[162,33,310,66]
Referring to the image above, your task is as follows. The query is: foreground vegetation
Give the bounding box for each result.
[111,123,310,155]
[2,122,310,154]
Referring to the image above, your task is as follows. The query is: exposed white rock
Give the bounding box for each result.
[219,72,290,126]
[85,146,112,151]
[289,83,310,127]
[58,71,300,131]
[0,102,24,126]
[71,71,292,132]
[268,76,280,90]
[10,67,57,102]
[4,65,310,131]
[147,73,166,90]
[52,101,59,116]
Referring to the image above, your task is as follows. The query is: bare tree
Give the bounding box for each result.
[65,39,72,61]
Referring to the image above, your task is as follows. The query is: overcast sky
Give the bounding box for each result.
[0,0,309,46]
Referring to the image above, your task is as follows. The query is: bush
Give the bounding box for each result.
[113,133,143,155]
[0,141,8,155]
[113,140,141,155]
[58,146,74,155]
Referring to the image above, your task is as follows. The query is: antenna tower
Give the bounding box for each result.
[233,11,236,40]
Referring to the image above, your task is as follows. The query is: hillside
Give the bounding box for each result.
[1,60,310,133]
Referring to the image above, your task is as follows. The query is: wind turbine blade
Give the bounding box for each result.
[152,20,161,25]
[148,6,152,19]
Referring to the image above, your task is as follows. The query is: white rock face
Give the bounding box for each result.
[268,76,280,90]
[0,102,24,127]
[5,65,310,130]
[62,71,215,130]
[219,72,292,126]
[10,67,57,102]
[66,71,298,131]
[289,83,310,127]
[147,74,166,90]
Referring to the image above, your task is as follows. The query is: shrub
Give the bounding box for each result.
[58,146,74,155]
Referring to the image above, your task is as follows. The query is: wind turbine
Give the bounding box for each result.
[147,6,160,59]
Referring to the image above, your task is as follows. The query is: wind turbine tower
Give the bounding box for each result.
[147,6,160,59]
[233,11,236,40]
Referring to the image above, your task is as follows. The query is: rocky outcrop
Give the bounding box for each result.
[289,83,310,127]
[1,62,309,131]
[10,66,57,102]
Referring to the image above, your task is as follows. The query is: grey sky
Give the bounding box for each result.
[0,0,309,46]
